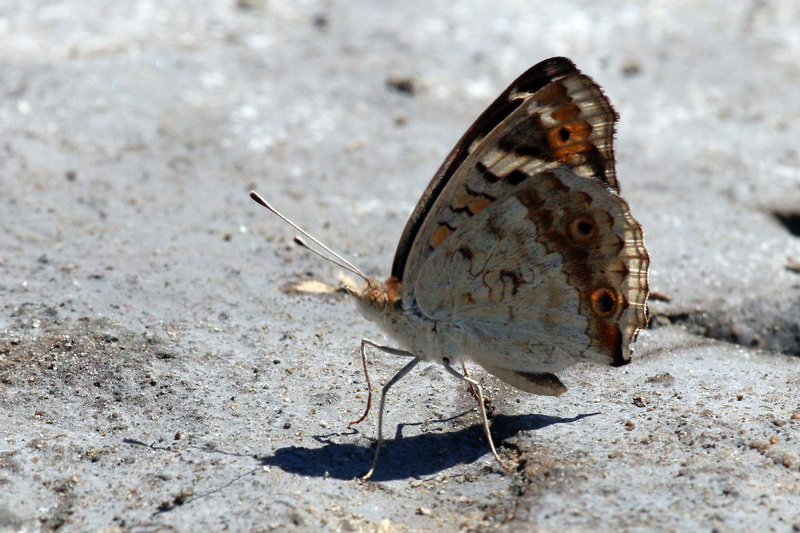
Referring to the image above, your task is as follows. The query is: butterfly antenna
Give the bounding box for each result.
[249,191,368,281]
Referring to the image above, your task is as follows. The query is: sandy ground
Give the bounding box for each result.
[2,1,800,531]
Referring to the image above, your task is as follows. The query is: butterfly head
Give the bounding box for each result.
[346,276,402,324]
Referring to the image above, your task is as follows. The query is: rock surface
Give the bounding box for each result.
[1,1,799,531]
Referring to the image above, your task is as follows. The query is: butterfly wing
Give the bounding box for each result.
[392,57,619,281]
[391,57,649,393]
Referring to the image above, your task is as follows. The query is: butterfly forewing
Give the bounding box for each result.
[392,57,600,281]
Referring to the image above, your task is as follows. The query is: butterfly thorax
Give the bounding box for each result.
[351,276,447,362]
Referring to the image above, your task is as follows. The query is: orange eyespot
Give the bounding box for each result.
[569,215,597,240]
[591,288,617,317]
[547,120,592,149]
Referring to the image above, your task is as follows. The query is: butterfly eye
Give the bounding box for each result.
[590,288,618,317]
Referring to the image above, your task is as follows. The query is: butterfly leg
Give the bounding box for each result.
[361,355,421,481]
[349,339,416,427]
[442,359,510,472]
[461,362,495,417]
[461,362,478,400]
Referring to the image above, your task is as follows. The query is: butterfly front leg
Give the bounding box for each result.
[349,339,416,427]
[349,339,421,481]
[361,354,421,481]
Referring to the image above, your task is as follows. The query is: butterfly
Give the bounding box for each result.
[251,56,649,480]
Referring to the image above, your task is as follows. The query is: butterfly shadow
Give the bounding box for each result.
[259,412,597,481]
